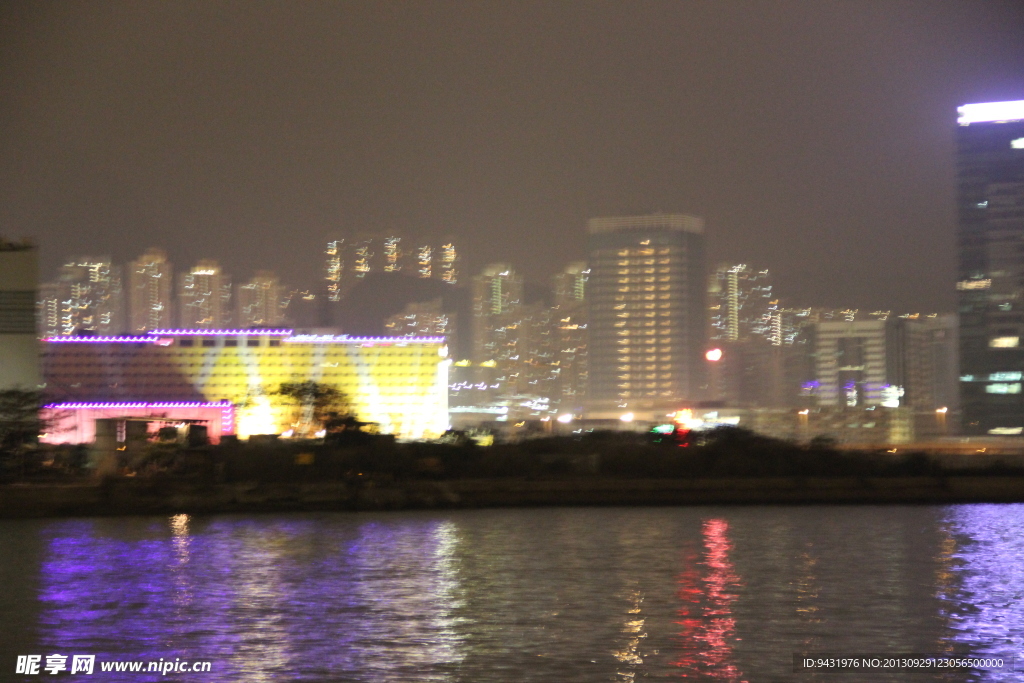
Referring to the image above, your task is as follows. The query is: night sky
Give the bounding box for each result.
[2,1,1023,313]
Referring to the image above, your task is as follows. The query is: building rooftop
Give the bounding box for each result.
[587,213,704,235]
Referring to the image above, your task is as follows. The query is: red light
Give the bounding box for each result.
[705,348,723,362]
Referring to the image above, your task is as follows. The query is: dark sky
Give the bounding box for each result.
[2,1,1023,313]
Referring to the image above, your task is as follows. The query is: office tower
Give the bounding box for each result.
[708,264,773,343]
[38,257,125,337]
[178,260,231,329]
[955,99,1024,435]
[0,238,40,389]
[129,248,173,332]
[236,271,284,328]
[586,214,706,418]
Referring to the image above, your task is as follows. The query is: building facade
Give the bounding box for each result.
[42,330,449,441]
[955,99,1024,435]
[585,214,706,419]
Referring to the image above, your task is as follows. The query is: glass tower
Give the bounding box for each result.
[955,100,1024,435]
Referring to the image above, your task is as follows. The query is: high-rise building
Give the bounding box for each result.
[128,248,173,332]
[708,264,773,343]
[236,271,284,328]
[38,257,124,337]
[0,238,40,389]
[178,260,231,329]
[955,99,1024,435]
[586,214,706,418]
[470,263,524,364]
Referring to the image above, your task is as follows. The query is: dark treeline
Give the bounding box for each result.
[5,427,1021,486]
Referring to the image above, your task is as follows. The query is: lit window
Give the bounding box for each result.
[990,337,1020,348]
[987,383,1021,394]
[990,372,1023,381]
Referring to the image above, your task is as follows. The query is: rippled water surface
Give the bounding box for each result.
[3,505,1024,681]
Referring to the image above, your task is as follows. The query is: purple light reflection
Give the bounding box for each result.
[940,504,1024,681]
[38,516,464,681]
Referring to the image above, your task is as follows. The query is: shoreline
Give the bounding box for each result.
[4,475,1024,518]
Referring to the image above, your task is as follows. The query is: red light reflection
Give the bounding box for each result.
[671,519,746,681]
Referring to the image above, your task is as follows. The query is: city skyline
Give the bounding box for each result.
[2,2,1023,314]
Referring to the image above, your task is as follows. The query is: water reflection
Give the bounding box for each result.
[942,504,1024,682]
[673,519,746,681]
[13,506,1024,681]
[37,515,467,681]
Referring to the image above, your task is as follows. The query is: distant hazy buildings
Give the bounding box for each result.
[236,271,284,328]
[586,214,706,418]
[0,239,40,389]
[955,99,1024,435]
[178,260,231,329]
[128,248,173,332]
[385,298,452,338]
[38,257,124,337]
[322,236,460,301]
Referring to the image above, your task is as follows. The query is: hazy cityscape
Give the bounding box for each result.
[3,2,1024,681]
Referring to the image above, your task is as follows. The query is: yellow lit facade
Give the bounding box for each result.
[43,331,450,441]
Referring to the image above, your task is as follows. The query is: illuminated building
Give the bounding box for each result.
[129,248,173,332]
[955,99,1024,435]
[178,260,231,329]
[586,214,707,419]
[707,264,773,343]
[41,330,449,441]
[236,271,284,328]
[813,315,958,435]
[0,238,40,389]
[38,257,125,337]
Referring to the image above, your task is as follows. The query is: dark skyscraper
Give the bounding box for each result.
[586,214,706,419]
[955,100,1024,435]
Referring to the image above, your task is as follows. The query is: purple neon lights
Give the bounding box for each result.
[147,329,294,336]
[44,332,445,345]
[45,401,234,409]
[283,334,445,344]
[44,336,159,343]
